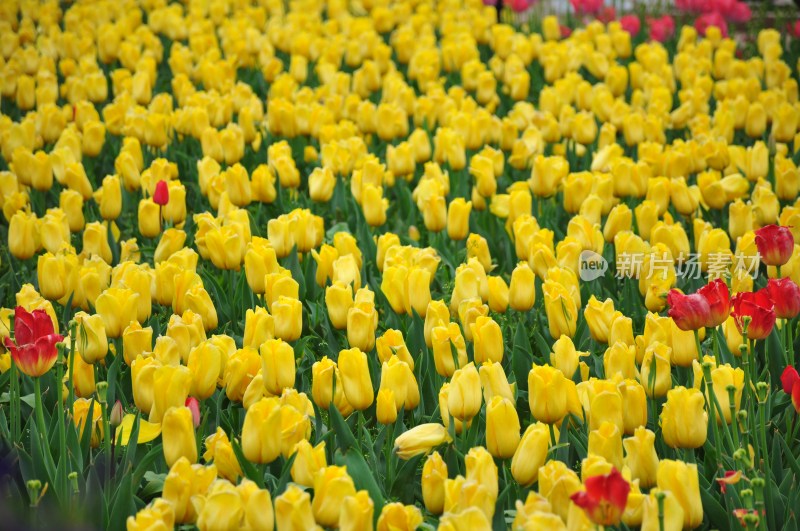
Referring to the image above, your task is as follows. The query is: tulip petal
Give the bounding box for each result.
[117,414,162,445]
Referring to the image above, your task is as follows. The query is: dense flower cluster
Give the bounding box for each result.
[1,0,800,530]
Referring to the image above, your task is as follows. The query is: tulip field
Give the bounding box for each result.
[5,0,800,529]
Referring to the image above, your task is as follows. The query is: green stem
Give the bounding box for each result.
[693,329,704,363]
[729,387,740,449]
[101,400,110,484]
[702,365,724,461]
[56,345,68,499]
[10,362,19,443]
[787,319,795,367]
[758,401,775,528]
[33,377,47,439]
[657,492,666,531]
[67,322,77,416]
[548,422,558,448]
[712,326,721,367]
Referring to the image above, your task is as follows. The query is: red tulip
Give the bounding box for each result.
[570,468,630,526]
[766,278,800,319]
[596,6,616,24]
[731,290,776,340]
[648,15,675,42]
[729,1,751,23]
[619,14,641,36]
[186,396,201,428]
[570,0,603,15]
[782,367,800,412]
[667,290,712,331]
[695,11,728,37]
[508,0,530,13]
[754,225,795,267]
[781,366,799,395]
[697,278,730,327]
[3,307,64,378]
[153,180,170,206]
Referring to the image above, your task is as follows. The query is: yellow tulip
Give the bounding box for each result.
[312,465,357,527]
[260,338,296,395]
[162,456,217,524]
[660,386,708,449]
[486,396,521,459]
[290,439,327,487]
[241,397,281,464]
[394,423,451,460]
[275,484,316,531]
[422,451,447,515]
[656,460,703,528]
[338,347,374,410]
[162,406,197,468]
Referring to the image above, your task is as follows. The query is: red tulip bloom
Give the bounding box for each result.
[153,180,170,206]
[596,6,616,24]
[766,278,800,319]
[781,366,800,412]
[754,225,795,267]
[648,15,675,42]
[571,468,630,526]
[695,11,728,37]
[4,307,63,378]
[731,290,776,340]
[619,14,641,36]
[729,1,751,23]
[667,290,711,331]
[186,397,201,428]
[508,0,530,13]
[697,278,730,327]
[570,0,603,15]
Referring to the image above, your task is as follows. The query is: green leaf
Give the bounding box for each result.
[700,477,730,530]
[341,448,386,516]
[328,403,358,451]
[231,438,264,488]
[512,324,532,393]
[108,474,133,531]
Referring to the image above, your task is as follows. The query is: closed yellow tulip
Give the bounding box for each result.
[275,484,316,531]
[312,465,357,527]
[394,423,451,460]
[260,338,296,395]
[447,362,482,422]
[75,311,108,364]
[624,426,659,489]
[241,397,281,464]
[340,491,374,531]
[422,451,447,515]
[528,364,576,424]
[290,439,327,487]
[273,296,302,342]
[656,460,703,529]
[162,406,197,468]
[376,503,423,531]
[8,211,40,260]
[187,341,223,400]
[511,422,552,486]
[660,386,708,449]
[338,347,374,410]
[486,395,521,459]
[203,428,243,483]
[509,262,536,311]
[162,456,217,524]
[149,364,192,423]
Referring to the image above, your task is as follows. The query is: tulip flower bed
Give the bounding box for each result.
[4,0,800,530]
